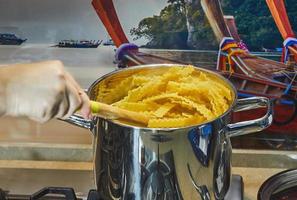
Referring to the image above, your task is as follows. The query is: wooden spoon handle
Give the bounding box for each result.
[90,101,149,125]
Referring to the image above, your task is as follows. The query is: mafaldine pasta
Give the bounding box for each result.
[96,66,232,128]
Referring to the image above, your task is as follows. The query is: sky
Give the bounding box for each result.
[0,0,168,45]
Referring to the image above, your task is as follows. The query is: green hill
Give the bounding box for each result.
[131,0,297,51]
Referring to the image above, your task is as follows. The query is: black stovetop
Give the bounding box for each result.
[0,187,101,200]
[0,175,243,200]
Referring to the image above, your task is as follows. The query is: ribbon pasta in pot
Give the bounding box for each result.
[96,65,233,128]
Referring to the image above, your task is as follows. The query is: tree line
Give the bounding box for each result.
[130,0,297,51]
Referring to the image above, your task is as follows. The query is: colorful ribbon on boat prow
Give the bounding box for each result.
[282,37,297,63]
[237,40,249,52]
[217,37,247,72]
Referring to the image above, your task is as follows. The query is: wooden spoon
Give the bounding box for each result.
[90,101,149,125]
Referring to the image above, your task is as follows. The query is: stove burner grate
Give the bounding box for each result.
[0,187,102,200]
[0,175,243,200]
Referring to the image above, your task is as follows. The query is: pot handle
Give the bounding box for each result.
[227,97,273,137]
[62,114,93,130]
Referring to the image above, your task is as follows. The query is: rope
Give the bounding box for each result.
[283,72,297,95]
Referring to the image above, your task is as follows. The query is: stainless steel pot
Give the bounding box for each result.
[65,64,272,200]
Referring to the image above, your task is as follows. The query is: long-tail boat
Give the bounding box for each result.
[201,0,291,80]
[223,16,249,51]
[54,39,102,48]
[201,0,297,135]
[0,33,27,45]
[91,0,183,66]
[266,0,297,64]
[91,0,297,135]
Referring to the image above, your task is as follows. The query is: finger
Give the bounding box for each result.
[79,91,91,119]
[55,89,70,119]
[65,72,91,119]
[60,80,82,119]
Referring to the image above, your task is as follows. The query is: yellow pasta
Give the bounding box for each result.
[96,65,233,128]
[148,115,205,128]
[154,103,176,118]
[97,77,133,104]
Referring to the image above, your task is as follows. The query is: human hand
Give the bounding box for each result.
[1,60,91,122]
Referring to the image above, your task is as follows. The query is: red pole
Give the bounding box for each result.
[266,0,295,39]
[92,0,129,47]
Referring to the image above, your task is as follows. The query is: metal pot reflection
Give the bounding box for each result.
[64,64,273,200]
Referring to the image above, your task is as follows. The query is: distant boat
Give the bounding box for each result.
[0,33,27,45]
[103,39,115,46]
[262,47,277,52]
[55,39,102,48]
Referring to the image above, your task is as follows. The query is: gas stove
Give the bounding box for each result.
[0,168,95,200]
[0,187,101,200]
[0,168,243,200]
[0,175,243,200]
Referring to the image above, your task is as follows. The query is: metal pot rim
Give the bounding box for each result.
[87,64,238,131]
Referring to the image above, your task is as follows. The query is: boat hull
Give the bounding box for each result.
[91,0,297,136]
[233,101,297,135]
[0,39,26,45]
[57,44,99,48]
